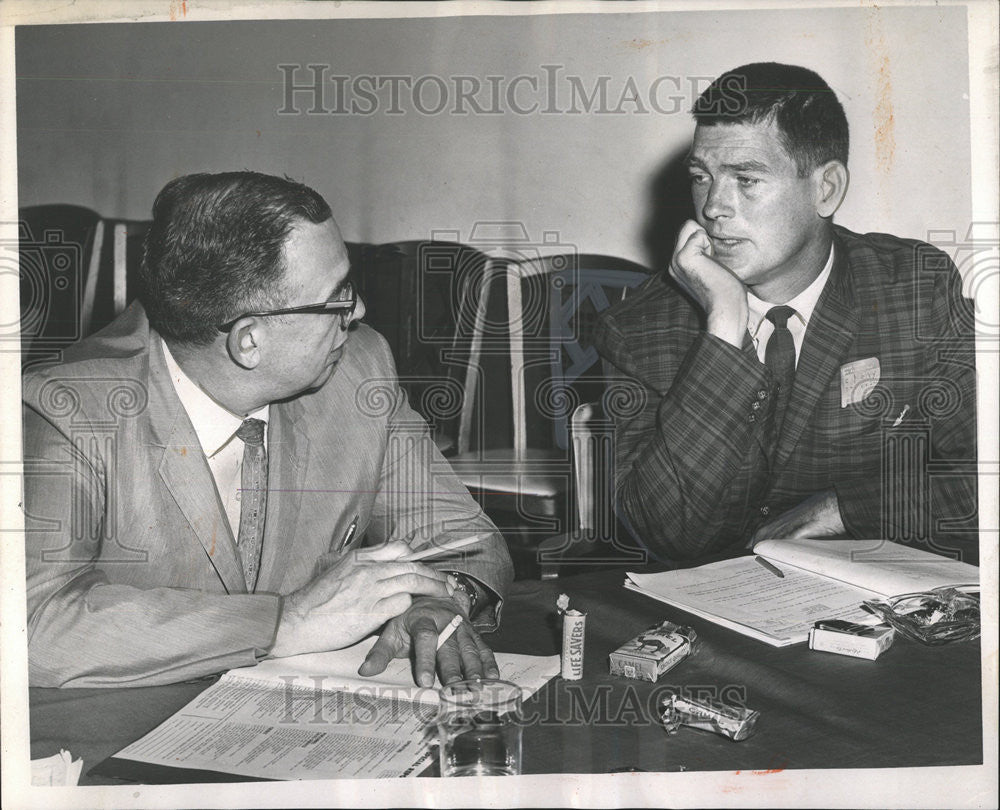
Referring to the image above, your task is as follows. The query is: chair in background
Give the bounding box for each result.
[17,205,102,369]
[355,240,493,455]
[18,208,152,370]
[447,253,650,577]
[82,218,151,336]
[536,399,648,579]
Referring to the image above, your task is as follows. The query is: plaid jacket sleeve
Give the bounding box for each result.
[595,277,776,560]
[595,228,980,565]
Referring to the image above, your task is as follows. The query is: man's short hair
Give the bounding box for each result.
[693,62,849,175]
[139,171,333,345]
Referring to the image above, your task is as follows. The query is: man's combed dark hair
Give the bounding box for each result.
[139,171,333,345]
[693,62,849,175]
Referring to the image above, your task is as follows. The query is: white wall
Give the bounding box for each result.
[15,6,971,266]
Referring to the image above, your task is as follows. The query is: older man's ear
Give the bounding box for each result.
[227,321,263,369]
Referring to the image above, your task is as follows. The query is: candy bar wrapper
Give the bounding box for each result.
[561,610,586,680]
[659,693,760,742]
[609,620,698,682]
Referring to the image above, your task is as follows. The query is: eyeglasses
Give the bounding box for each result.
[217,276,359,333]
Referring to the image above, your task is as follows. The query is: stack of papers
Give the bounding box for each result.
[626,539,979,647]
[103,638,559,781]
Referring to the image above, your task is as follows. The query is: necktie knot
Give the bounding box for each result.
[765,305,796,331]
[236,418,266,447]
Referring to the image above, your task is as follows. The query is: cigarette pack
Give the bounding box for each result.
[808,620,895,660]
[609,620,697,682]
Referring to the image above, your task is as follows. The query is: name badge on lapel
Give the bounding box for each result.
[840,357,880,407]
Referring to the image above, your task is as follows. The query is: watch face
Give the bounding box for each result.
[446,573,478,613]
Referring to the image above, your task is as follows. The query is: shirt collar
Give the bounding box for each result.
[160,338,268,458]
[747,242,835,339]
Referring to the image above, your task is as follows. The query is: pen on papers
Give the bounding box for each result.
[337,514,359,552]
[755,556,785,579]
[436,615,463,650]
[891,404,910,428]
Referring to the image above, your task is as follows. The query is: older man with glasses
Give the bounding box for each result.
[22,171,513,689]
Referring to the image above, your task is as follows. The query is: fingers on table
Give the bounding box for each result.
[435,622,498,685]
[411,616,442,688]
[359,626,404,676]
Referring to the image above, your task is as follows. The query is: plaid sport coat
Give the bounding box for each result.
[594,225,978,565]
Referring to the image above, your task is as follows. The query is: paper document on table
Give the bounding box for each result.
[110,639,559,781]
[245,636,559,704]
[752,538,980,597]
[626,557,875,646]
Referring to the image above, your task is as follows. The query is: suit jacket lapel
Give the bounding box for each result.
[255,398,309,593]
[147,336,247,593]
[775,241,861,469]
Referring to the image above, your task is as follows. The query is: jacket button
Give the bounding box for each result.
[760,505,770,516]
[757,389,767,399]
[752,401,761,411]
[748,414,756,423]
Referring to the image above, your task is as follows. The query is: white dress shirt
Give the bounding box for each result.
[746,244,835,367]
[161,339,269,539]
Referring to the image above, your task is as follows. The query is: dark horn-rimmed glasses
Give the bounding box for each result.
[217,277,359,333]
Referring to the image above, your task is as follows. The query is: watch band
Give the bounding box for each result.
[444,571,479,617]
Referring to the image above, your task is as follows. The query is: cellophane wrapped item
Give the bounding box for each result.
[658,692,760,742]
[863,587,980,646]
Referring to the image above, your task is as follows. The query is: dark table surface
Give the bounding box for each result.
[29,567,984,783]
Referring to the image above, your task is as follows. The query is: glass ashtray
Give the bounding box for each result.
[863,586,980,646]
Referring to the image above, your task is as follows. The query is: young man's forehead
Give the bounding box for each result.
[690,121,796,169]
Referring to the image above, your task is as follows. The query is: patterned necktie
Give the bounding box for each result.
[764,306,797,438]
[235,418,268,591]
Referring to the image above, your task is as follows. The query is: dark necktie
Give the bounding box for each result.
[235,418,268,591]
[764,306,797,438]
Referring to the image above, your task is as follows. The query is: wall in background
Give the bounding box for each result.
[15,6,971,268]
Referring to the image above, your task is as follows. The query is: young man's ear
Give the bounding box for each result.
[815,160,849,218]
[226,320,262,369]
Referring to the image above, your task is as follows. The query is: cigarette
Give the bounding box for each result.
[436,614,463,650]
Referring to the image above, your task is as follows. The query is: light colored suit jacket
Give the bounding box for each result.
[23,304,513,687]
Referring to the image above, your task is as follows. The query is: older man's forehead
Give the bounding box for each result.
[281,217,350,297]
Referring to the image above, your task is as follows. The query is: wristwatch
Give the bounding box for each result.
[444,571,480,617]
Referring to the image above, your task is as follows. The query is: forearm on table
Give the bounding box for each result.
[28,572,282,688]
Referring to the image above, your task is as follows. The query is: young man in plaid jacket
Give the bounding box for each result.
[595,63,978,565]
